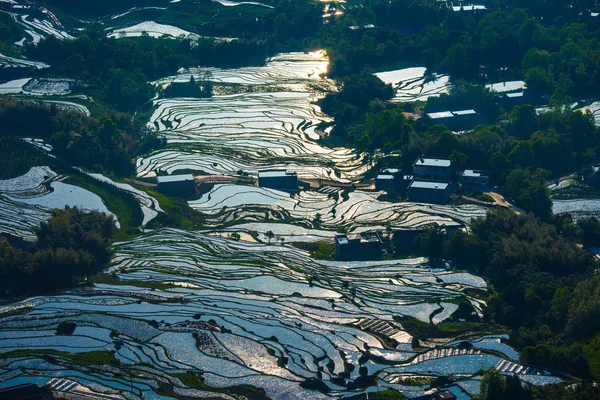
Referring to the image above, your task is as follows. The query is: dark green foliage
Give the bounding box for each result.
[0,137,51,179]
[39,0,166,18]
[505,169,552,219]
[533,382,600,399]
[422,209,600,376]
[0,98,163,177]
[0,208,117,297]
[163,75,212,99]
[321,73,394,125]
[299,378,330,393]
[480,369,507,400]
[480,370,532,400]
[322,3,600,104]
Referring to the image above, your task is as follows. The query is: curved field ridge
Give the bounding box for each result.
[0,167,119,238]
[139,52,368,181]
[374,67,451,103]
[0,229,559,398]
[189,184,487,231]
[139,93,367,181]
[156,51,329,86]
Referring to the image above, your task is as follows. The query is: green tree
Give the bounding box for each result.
[480,369,506,400]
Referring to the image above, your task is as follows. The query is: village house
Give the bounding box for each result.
[375,168,413,193]
[408,180,452,204]
[459,169,490,186]
[423,109,483,130]
[258,169,298,191]
[501,90,531,108]
[156,174,197,198]
[413,156,453,182]
[335,232,383,260]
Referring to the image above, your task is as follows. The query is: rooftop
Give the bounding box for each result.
[461,169,489,178]
[414,157,452,168]
[485,80,526,93]
[506,91,525,98]
[336,232,382,245]
[409,180,449,190]
[376,174,395,180]
[381,168,400,174]
[436,390,457,400]
[157,174,194,184]
[427,111,454,119]
[258,169,297,178]
[452,4,486,11]
[452,109,477,116]
[427,110,477,119]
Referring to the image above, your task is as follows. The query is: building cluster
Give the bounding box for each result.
[422,80,532,131]
[376,156,491,204]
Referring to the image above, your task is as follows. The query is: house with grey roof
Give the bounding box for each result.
[413,156,453,182]
[408,180,452,204]
[258,169,298,191]
[157,174,196,198]
[459,169,490,186]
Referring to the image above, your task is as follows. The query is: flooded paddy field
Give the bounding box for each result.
[0,167,119,239]
[0,4,567,396]
[139,52,369,182]
[0,229,559,398]
[550,178,600,220]
[374,67,451,103]
[189,184,485,231]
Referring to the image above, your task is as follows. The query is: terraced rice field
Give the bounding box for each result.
[189,184,486,231]
[1,3,73,46]
[75,170,163,226]
[374,67,451,103]
[550,179,600,220]
[106,20,235,41]
[138,52,368,181]
[0,53,48,70]
[0,167,118,239]
[0,229,559,398]
[576,101,600,126]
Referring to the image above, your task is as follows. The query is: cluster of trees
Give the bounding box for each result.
[0,137,50,179]
[319,2,600,103]
[0,99,162,176]
[478,367,600,399]
[163,75,213,99]
[0,208,116,297]
[0,12,21,56]
[417,209,600,377]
